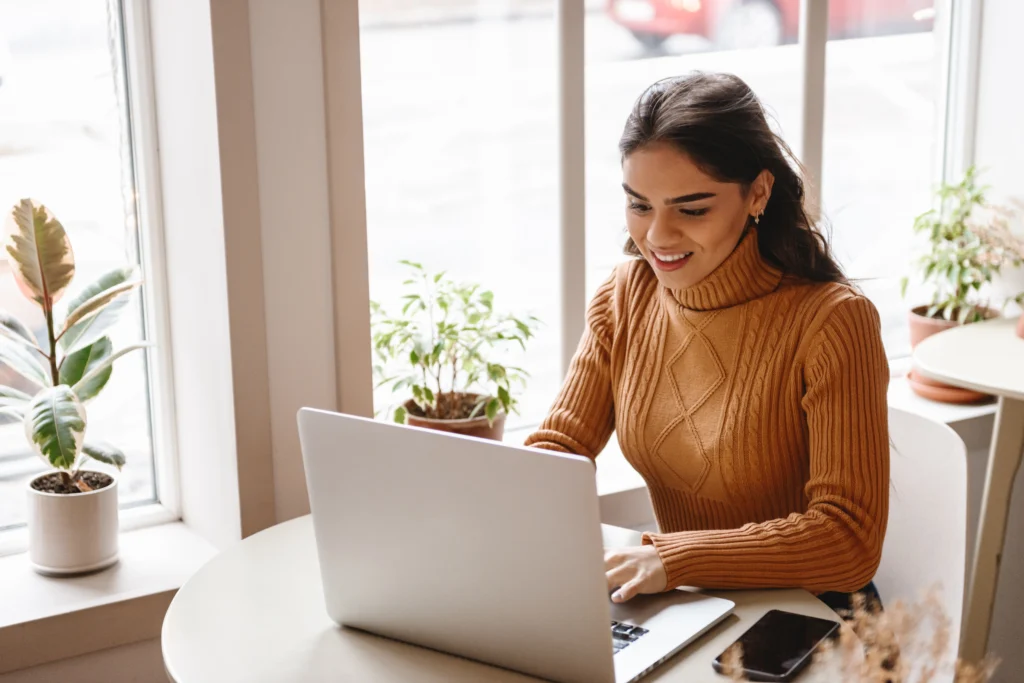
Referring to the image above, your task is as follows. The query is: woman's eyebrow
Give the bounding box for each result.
[621,184,716,205]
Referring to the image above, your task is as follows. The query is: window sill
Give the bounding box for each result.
[0,521,217,674]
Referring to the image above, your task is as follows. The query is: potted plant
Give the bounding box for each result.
[902,168,1024,401]
[371,261,539,441]
[1,199,145,575]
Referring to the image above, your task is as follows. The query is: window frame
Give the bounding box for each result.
[0,0,180,557]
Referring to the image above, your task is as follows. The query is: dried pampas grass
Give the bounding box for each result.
[727,587,999,682]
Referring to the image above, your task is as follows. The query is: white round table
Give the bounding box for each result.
[162,516,840,682]
[914,317,1024,662]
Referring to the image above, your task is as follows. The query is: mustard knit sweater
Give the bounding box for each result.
[526,230,890,593]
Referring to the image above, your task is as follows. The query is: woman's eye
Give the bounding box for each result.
[680,208,709,217]
[628,202,651,214]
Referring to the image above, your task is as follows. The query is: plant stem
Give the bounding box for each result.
[44,299,59,385]
[424,272,440,412]
[59,470,73,489]
[451,352,458,396]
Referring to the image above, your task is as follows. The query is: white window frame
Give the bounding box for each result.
[0,0,180,557]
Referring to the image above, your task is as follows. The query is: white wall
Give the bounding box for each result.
[973,6,1024,675]
[974,1,1024,210]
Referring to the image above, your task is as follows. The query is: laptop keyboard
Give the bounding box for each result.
[611,620,649,654]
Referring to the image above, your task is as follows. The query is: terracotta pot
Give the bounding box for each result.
[907,305,999,348]
[27,471,119,576]
[907,306,997,404]
[403,396,506,441]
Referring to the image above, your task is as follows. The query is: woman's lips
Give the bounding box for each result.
[650,250,693,272]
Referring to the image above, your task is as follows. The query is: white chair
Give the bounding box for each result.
[875,407,969,674]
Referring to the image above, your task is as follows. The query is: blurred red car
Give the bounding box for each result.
[607,0,934,50]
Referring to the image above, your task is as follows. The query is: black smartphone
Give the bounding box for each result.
[711,609,840,682]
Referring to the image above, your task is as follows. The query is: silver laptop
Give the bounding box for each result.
[298,409,734,683]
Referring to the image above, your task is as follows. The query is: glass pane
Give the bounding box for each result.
[360,1,561,431]
[587,0,803,300]
[823,0,938,358]
[0,0,156,530]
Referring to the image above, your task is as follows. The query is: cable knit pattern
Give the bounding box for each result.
[526,229,890,593]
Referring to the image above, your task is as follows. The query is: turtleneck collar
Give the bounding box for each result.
[668,228,783,311]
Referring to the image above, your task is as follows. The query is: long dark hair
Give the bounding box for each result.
[620,72,847,285]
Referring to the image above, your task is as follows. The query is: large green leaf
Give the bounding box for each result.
[0,385,31,413]
[4,199,75,307]
[25,385,86,470]
[0,385,32,401]
[0,314,46,361]
[59,337,113,402]
[58,267,141,351]
[0,310,41,348]
[82,441,126,470]
[71,343,148,396]
[0,337,49,387]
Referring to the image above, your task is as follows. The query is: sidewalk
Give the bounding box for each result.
[360,0,605,29]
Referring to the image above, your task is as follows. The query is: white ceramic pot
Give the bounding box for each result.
[26,471,119,576]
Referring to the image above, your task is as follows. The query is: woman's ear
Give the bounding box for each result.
[751,170,775,215]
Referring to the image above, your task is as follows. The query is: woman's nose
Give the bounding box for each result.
[647,211,679,248]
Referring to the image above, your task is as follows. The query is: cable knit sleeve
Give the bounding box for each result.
[641,294,890,593]
[523,272,618,459]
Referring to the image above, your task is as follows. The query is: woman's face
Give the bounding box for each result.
[623,142,772,290]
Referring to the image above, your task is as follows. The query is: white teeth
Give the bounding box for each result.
[656,252,693,262]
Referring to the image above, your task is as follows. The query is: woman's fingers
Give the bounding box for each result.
[612,578,644,603]
[604,549,628,570]
[605,562,635,592]
[604,545,668,602]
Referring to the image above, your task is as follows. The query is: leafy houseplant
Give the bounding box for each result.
[371,261,539,441]
[1,199,145,575]
[903,167,1023,327]
[902,168,1024,402]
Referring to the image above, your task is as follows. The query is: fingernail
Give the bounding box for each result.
[612,591,622,602]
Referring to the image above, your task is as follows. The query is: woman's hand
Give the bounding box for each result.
[605,545,668,603]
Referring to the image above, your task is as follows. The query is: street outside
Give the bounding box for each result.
[0,0,939,527]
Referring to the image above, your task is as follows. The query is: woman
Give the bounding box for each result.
[526,73,889,612]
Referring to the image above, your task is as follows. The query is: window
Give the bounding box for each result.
[822,0,939,358]
[0,0,169,539]
[587,1,804,301]
[356,0,959,441]
[360,0,562,432]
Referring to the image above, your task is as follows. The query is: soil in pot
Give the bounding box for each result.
[404,392,506,441]
[32,471,114,494]
[406,392,485,421]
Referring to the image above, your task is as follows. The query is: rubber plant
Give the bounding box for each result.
[371,261,539,426]
[0,198,145,492]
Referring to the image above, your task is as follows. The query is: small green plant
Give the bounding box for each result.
[902,167,1024,323]
[0,199,146,492]
[371,261,539,425]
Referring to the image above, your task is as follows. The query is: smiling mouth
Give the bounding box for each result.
[650,250,694,272]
